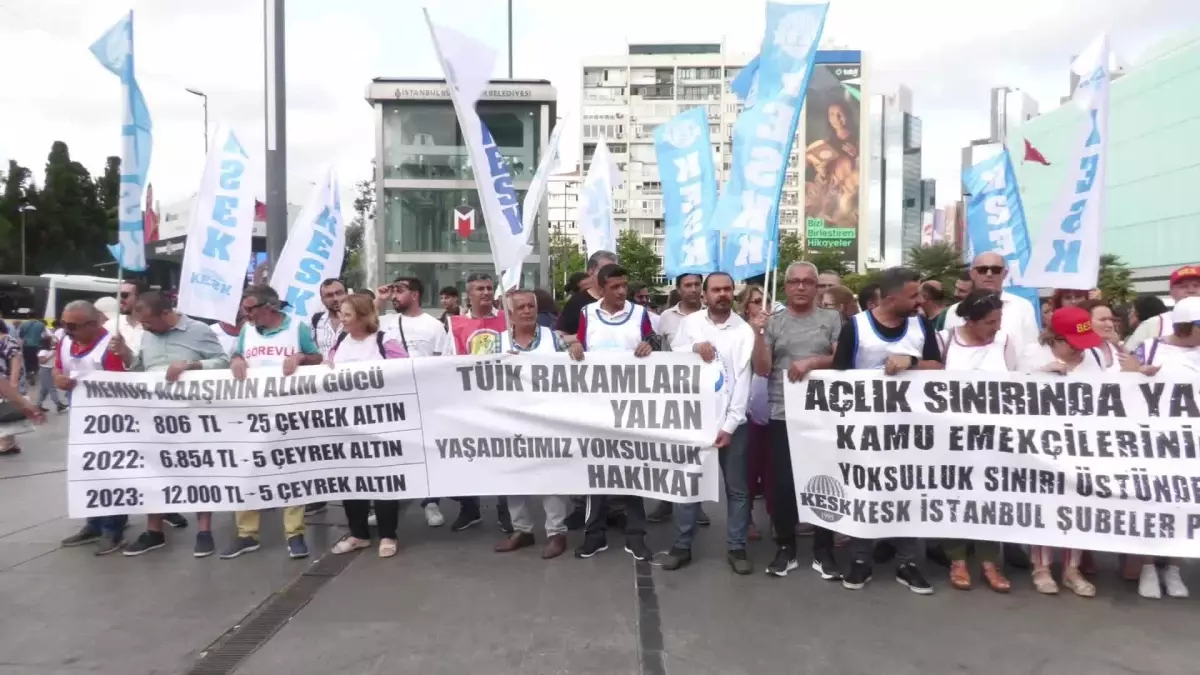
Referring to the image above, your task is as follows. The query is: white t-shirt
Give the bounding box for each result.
[938,328,1018,373]
[379,312,448,358]
[37,349,54,369]
[332,334,386,364]
[671,310,755,434]
[944,291,1039,353]
[103,316,144,356]
[1023,344,1109,374]
[210,323,240,356]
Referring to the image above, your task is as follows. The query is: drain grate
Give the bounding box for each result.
[634,559,667,675]
[184,550,361,675]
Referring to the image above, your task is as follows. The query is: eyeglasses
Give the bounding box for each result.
[974,265,1005,276]
[968,292,1004,310]
[119,292,132,299]
[60,320,94,331]
[242,303,266,313]
[785,278,818,287]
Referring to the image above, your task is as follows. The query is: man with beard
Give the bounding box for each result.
[304,278,347,516]
[660,272,755,574]
[439,286,461,330]
[832,266,942,595]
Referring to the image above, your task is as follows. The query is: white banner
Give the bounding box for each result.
[67,353,722,517]
[176,125,256,324]
[1022,34,1110,290]
[501,123,567,291]
[787,370,1200,557]
[270,166,346,319]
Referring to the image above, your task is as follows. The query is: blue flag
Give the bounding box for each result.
[730,56,759,102]
[90,11,152,272]
[712,2,828,280]
[655,106,719,280]
[962,150,1041,323]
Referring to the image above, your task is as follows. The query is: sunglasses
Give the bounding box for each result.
[60,320,94,331]
[974,265,1005,276]
[119,292,132,299]
[242,303,266,313]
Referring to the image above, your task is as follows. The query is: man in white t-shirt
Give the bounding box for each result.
[943,252,1039,352]
[1125,264,1200,351]
[376,277,448,358]
[375,276,450,528]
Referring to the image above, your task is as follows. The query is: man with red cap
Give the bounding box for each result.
[1125,264,1200,351]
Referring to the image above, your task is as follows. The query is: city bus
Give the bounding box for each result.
[0,274,122,323]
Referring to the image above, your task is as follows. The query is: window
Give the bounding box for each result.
[384,187,532,254]
[382,103,540,181]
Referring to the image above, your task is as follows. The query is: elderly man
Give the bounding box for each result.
[943,252,1039,350]
[111,292,230,558]
[55,301,133,555]
[223,285,323,560]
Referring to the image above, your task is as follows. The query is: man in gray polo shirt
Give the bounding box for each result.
[750,261,841,580]
[109,291,230,558]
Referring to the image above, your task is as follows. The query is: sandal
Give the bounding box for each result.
[981,562,1011,593]
[1032,567,1059,595]
[949,560,972,590]
[331,536,370,555]
[1062,566,1096,597]
[378,538,398,558]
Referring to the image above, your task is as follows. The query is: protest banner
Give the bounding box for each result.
[67,353,722,517]
[787,370,1200,558]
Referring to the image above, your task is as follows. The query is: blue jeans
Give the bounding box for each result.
[85,515,128,538]
[673,424,750,552]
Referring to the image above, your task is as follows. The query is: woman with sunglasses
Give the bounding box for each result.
[327,294,409,558]
[737,285,771,540]
[1022,306,1108,597]
[936,290,1018,592]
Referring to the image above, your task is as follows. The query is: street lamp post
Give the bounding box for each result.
[185,88,209,152]
[18,204,36,276]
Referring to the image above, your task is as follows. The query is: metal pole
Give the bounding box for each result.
[20,210,26,276]
[203,95,209,152]
[507,0,513,78]
[264,0,288,266]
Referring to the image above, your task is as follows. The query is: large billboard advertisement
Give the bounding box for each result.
[803,61,862,263]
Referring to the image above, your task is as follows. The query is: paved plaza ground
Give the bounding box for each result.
[1,415,1197,675]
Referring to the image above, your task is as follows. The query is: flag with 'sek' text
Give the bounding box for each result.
[655,106,719,279]
[270,167,346,319]
[1022,35,1110,291]
[424,10,531,275]
[177,125,256,324]
[711,2,828,280]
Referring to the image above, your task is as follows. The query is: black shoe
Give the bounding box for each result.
[728,549,753,575]
[163,513,189,529]
[61,527,102,547]
[0,445,21,456]
[896,563,934,595]
[843,559,873,590]
[765,546,799,577]
[122,531,166,557]
[812,550,843,581]
[661,547,691,570]
[94,535,125,556]
[194,531,215,558]
[1004,543,1031,570]
[450,510,482,532]
[574,535,608,558]
[624,536,654,562]
[304,502,327,516]
[695,505,711,527]
[646,501,673,523]
[56,404,68,413]
[564,509,585,531]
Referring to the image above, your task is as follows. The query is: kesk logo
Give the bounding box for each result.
[799,474,850,524]
[663,119,701,150]
[191,267,233,300]
[774,9,821,61]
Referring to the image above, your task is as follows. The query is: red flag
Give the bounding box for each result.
[454,205,476,239]
[1023,139,1050,166]
[254,200,268,222]
[143,183,159,242]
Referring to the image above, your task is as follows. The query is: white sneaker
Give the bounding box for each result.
[1138,564,1161,599]
[424,503,445,527]
[1162,565,1189,598]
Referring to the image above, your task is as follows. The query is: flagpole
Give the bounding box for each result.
[764,240,776,312]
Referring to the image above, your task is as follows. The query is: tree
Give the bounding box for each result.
[1098,253,1135,306]
[549,230,585,297]
[34,141,108,274]
[341,168,375,290]
[0,160,34,273]
[95,156,121,241]
[841,270,882,294]
[803,249,852,277]
[907,242,965,287]
[616,228,660,288]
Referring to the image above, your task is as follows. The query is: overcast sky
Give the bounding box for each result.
[1,0,1196,215]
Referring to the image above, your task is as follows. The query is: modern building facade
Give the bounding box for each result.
[868,87,923,268]
[580,43,871,276]
[1007,29,1200,297]
[546,169,582,246]
[364,78,557,305]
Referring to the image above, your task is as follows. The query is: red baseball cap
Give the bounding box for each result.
[1169,264,1200,286]
[1050,306,1103,350]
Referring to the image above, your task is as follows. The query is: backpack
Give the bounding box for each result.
[310,312,324,333]
[332,331,387,359]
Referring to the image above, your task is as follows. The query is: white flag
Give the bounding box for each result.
[424,10,532,275]
[270,167,346,319]
[579,138,618,256]
[499,123,566,292]
[1023,34,1110,290]
[176,125,256,324]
